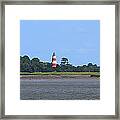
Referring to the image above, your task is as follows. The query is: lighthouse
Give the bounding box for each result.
[52,52,57,69]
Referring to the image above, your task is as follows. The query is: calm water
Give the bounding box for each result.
[20,78,100,100]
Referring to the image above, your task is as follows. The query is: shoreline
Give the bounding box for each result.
[20,74,100,80]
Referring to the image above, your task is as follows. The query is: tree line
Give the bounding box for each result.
[20,55,100,72]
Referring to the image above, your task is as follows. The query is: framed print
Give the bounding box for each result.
[0,0,119,119]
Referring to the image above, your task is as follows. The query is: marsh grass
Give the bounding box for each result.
[20,72,100,76]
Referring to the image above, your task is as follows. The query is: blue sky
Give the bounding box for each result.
[20,20,100,66]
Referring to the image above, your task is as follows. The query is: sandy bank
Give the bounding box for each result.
[20,74,99,80]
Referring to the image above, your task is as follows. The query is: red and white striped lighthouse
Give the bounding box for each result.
[52,52,57,68]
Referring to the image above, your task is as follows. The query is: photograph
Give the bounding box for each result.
[20,20,100,100]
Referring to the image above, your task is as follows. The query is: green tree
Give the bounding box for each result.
[88,63,93,67]
[46,62,53,72]
[31,58,40,72]
[20,55,32,72]
[56,64,62,72]
[60,57,69,66]
[88,63,93,72]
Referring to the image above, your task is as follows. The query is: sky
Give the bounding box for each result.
[20,20,100,66]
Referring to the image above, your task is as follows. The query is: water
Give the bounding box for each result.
[20,78,100,100]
